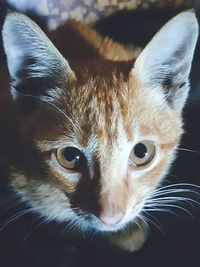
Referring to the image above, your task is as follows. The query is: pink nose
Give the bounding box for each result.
[99,213,124,226]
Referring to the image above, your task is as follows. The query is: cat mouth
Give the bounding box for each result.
[81,213,127,232]
[91,220,124,232]
[72,206,141,232]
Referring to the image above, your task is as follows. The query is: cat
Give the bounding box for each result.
[0,10,198,252]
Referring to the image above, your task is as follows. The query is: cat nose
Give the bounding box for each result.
[99,213,124,226]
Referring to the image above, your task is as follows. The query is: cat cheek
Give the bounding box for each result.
[50,171,79,194]
[10,173,28,189]
[46,156,81,193]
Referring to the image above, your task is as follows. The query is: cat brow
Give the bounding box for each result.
[16,91,82,133]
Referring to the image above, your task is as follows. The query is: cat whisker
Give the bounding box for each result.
[146,196,200,207]
[144,203,194,217]
[61,208,85,235]
[140,212,164,234]
[20,205,83,241]
[144,207,178,215]
[129,217,143,233]
[177,147,200,155]
[134,215,150,232]
[23,208,71,242]
[0,208,35,232]
[153,183,200,192]
[63,216,81,235]
[167,173,179,179]
[0,194,21,207]
[0,198,28,215]
[136,215,150,232]
[22,205,84,241]
[150,183,200,200]
[143,211,163,230]
[151,189,200,197]
[23,216,52,242]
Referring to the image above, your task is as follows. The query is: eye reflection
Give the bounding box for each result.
[56,146,84,170]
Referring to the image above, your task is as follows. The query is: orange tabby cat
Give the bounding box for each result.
[1,11,198,252]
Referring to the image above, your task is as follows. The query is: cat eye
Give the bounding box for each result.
[56,147,84,170]
[129,141,155,167]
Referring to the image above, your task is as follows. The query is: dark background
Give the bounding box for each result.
[0,2,200,267]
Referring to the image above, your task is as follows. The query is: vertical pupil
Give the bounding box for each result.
[63,147,80,162]
[134,143,147,158]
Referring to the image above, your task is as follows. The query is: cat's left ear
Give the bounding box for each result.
[134,11,199,113]
[2,13,75,97]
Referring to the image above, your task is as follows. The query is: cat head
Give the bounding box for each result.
[2,11,198,232]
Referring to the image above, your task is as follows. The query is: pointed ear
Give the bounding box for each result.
[2,13,74,97]
[134,11,199,113]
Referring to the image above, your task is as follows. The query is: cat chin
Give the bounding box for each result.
[83,219,127,233]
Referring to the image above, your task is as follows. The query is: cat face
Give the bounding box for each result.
[2,12,198,232]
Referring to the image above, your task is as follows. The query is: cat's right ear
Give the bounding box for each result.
[2,13,75,98]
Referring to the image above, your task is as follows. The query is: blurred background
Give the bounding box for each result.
[4,0,197,28]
